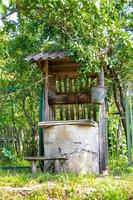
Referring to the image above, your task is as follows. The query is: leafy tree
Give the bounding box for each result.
[0,0,132,155]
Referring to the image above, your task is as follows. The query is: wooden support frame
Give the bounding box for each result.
[24,156,68,174]
[98,68,107,172]
[49,93,92,105]
[43,60,50,121]
[26,51,107,174]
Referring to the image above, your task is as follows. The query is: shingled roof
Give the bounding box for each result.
[25,50,67,62]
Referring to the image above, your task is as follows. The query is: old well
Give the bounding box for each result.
[26,50,107,174]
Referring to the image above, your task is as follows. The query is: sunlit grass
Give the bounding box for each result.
[0,170,133,199]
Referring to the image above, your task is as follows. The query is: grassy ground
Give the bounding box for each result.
[0,170,133,200]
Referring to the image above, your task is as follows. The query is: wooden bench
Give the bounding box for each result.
[24,156,68,174]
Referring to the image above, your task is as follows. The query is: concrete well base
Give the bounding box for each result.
[40,120,99,174]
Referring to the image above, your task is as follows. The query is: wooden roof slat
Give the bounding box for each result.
[25,50,67,62]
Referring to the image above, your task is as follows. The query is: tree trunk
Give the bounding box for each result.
[21,96,38,156]
[113,81,127,140]
[107,67,127,140]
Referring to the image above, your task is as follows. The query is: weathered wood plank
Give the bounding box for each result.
[49,66,77,73]
[82,104,86,119]
[49,63,78,68]
[43,60,49,121]
[76,104,79,119]
[49,93,94,105]
[24,156,68,161]
[55,159,61,172]
[98,68,107,172]
[39,119,97,127]
[49,72,98,78]
[70,104,74,120]
[92,105,97,121]
[31,161,37,174]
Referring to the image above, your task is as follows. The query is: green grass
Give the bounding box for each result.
[0,171,133,199]
[0,157,29,167]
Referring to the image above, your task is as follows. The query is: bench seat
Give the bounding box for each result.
[24,156,68,174]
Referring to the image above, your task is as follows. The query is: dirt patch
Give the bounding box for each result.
[0,184,44,196]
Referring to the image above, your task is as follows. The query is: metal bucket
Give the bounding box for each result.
[91,86,106,104]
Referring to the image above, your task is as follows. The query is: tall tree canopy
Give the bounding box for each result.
[0,0,132,139]
[0,0,132,77]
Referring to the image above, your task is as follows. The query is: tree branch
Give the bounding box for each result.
[1,8,17,20]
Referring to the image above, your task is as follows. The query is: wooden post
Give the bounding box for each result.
[59,78,63,120]
[98,68,107,173]
[65,78,69,120]
[43,60,49,121]
[31,161,37,174]
[41,61,49,169]
[39,84,44,159]
[49,76,56,121]
[93,105,97,121]
[55,159,60,172]
[70,104,74,120]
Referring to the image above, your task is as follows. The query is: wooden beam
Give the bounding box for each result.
[39,119,97,127]
[24,156,68,161]
[98,69,104,86]
[49,72,98,78]
[49,93,94,105]
[48,57,72,62]
[98,68,107,172]
[49,72,77,78]
[49,66,77,73]
[49,63,78,68]
[43,60,49,121]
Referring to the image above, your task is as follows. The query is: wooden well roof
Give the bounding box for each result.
[25,50,99,78]
[25,50,67,62]
[25,50,78,76]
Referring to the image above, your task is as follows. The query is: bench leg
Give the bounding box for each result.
[55,160,60,172]
[40,161,46,172]
[31,161,36,174]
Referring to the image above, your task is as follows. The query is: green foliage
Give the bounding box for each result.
[89,187,127,200]
[1,147,16,161]
[0,0,132,163]
[1,0,133,77]
[0,0,10,14]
